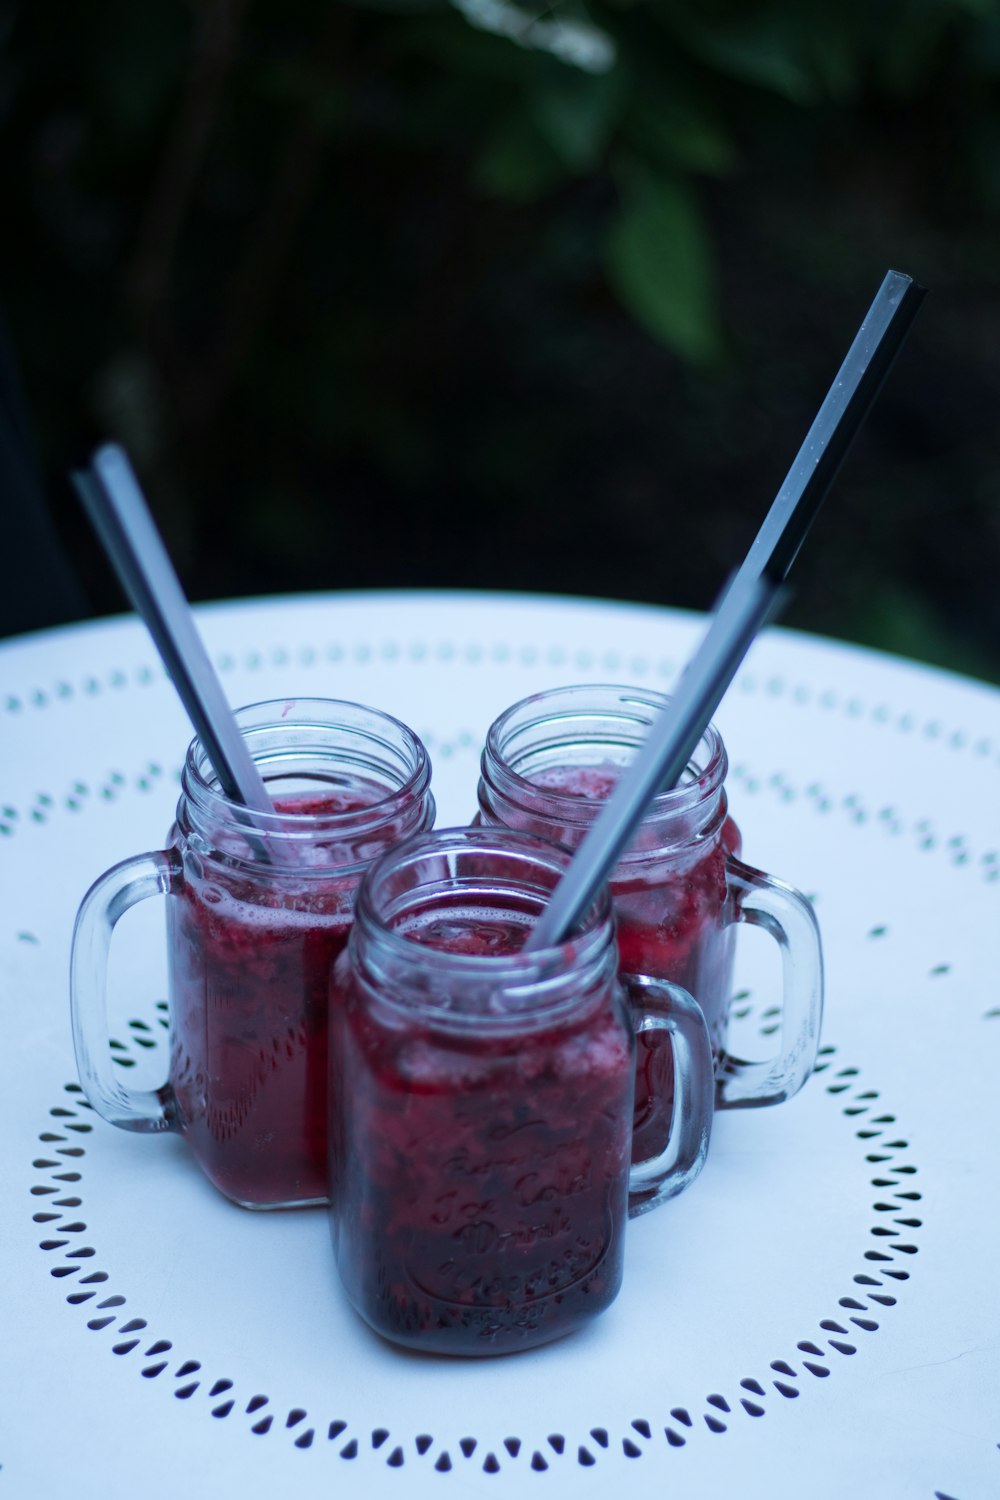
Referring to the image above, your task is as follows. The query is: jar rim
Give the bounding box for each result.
[181,696,432,833]
[481,683,727,829]
[351,827,618,1030]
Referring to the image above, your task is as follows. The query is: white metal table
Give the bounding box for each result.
[2,590,997,1500]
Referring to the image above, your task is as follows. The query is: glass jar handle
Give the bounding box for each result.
[718,855,824,1108]
[70,849,181,1132]
[622,974,714,1218]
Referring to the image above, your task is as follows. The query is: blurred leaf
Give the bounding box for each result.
[475,110,571,198]
[662,8,822,104]
[851,580,1000,683]
[530,61,626,170]
[448,0,617,73]
[604,165,722,364]
[343,0,446,12]
[388,12,537,79]
[623,92,737,175]
[804,16,858,99]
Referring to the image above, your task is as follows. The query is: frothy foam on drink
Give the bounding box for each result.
[531,764,621,800]
[399,906,534,957]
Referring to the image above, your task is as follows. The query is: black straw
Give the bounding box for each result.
[72,446,274,819]
[526,269,926,950]
[742,268,926,586]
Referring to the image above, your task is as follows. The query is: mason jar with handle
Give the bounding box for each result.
[70,697,435,1209]
[476,684,824,1166]
[328,826,715,1355]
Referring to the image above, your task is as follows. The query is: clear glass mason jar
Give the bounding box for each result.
[329,826,714,1356]
[70,698,435,1209]
[476,685,824,1167]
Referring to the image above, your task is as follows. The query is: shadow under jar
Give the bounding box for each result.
[70,698,435,1209]
[476,685,824,1174]
[329,827,714,1356]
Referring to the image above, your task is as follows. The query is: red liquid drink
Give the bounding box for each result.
[525,764,740,1165]
[70,699,434,1210]
[334,909,632,1353]
[329,828,713,1354]
[169,786,378,1208]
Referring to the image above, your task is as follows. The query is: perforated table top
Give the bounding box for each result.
[2,591,997,1500]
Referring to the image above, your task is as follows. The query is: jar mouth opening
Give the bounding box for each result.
[482,683,727,830]
[354,828,616,1029]
[182,697,432,837]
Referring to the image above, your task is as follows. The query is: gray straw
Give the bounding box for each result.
[526,268,925,951]
[525,572,783,951]
[72,444,274,819]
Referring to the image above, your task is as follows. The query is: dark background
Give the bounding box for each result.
[3,0,999,680]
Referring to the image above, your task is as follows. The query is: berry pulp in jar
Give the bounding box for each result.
[168,784,387,1208]
[331,904,635,1355]
[495,763,741,1166]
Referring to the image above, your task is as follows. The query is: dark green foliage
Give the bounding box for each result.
[2,0,999,677]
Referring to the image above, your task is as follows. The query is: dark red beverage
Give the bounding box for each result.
[162,698,435,1209]
[330,831,636,1355]
[168,787,374,1208]
[528,763,741,1165]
